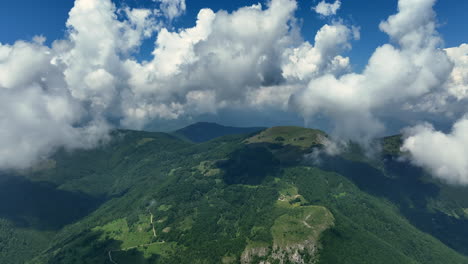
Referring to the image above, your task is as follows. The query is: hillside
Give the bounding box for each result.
[173,122,265,143]
[1,124,468,263]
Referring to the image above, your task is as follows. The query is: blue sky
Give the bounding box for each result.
[1,0,466,70]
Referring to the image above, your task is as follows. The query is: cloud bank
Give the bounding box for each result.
[0,0,467,184]
[291,0,453,144]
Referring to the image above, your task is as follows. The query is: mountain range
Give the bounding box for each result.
[1,122,468,264]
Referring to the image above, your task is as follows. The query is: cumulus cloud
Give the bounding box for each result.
[154,0,186,20]
[282,22,355,81]
[119,0,360,129]
[445,44,468,100]
[121,0,302,127]
[399,44,468,116]
[0,41,110,169]
[313,0,341,16]
[60,0,157,113]
[402,117,468,185]
[291,0,453,144]
[0,0,156,170]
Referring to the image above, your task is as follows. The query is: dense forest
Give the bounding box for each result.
[1,123,468,263]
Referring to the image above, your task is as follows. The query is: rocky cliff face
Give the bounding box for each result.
[241,239,318,264]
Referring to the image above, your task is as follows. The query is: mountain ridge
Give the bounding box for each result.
[172,122,266,143]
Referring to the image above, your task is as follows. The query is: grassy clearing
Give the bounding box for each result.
[276,185,307,208]
[93,216,154,249]
[157,204,172,212]
[178,216,194,231]
[136,138,155,147]
[141,242,179,258]
[272,183,335,246]
[94,215,181,263]
[241,182,334,262]
[245,238,270,250]
[333,192,347,199]
[272,206,334,247]
[222,255,237,264]
[193,160,221,177]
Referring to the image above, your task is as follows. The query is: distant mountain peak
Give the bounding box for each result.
[173,122,265,143]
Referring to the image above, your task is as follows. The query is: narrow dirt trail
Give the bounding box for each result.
[108,250,118,264]
[150,212,157,238]
[303,214,312,228]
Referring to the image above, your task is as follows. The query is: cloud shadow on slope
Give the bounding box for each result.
[0,175,104,230]
[316,155,468,256]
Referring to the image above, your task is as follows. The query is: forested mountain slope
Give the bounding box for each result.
[1,125,467,263]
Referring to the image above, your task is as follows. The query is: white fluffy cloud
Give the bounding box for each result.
[291,0,453,143]
[0,0,157,170]
[445,44,468,100]
[154,0,186,20]
[58,0,157,114]
[282,22,355,80]
[121,0,303,127]
[313,0,341,16]
[0,41,110,169]
[402,117,468,185]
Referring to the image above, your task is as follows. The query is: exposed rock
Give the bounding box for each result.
[241,240,318,264]
[240,247,269,264]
